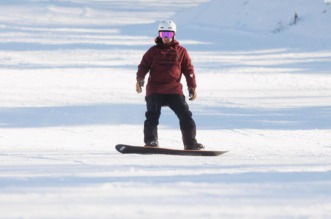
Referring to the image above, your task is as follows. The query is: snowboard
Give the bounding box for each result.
[115,144,228,156]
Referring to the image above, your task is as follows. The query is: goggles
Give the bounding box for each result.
[159,31,175,39]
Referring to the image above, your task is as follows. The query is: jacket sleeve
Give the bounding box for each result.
[181,48,197,88]
[136,47,154,80]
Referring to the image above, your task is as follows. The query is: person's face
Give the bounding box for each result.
[162,37,173,44]
[159,31,175,44]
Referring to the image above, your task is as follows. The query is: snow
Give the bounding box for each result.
[174,0,331,50]
[0,0,331,218]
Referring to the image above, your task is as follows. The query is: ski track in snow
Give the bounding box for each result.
[0,0,331,218]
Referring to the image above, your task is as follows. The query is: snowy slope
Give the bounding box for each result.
[0,0,331,219]
[174,0,331,49]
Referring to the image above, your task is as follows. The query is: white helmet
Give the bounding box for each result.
[158,20,176,33]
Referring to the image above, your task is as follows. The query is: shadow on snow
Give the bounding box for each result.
[0,103,330,130]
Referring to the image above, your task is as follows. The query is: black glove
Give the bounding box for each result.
[188,87,197,101]
[136,78,144,93]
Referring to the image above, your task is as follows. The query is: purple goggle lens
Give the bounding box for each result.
[159,31,174,38]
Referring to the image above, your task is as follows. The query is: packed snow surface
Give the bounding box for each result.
[0,0,331,218]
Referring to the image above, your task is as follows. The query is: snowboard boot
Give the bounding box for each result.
[184,143,205,150]
[145,140,159,147]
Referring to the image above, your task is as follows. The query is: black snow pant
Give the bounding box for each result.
[144,93,198,147]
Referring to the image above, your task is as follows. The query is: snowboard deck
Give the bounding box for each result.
[115,144,228,156]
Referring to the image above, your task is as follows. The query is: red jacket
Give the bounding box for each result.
[137,37,196,96]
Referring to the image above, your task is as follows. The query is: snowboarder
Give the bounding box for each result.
[136,20,204,150]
